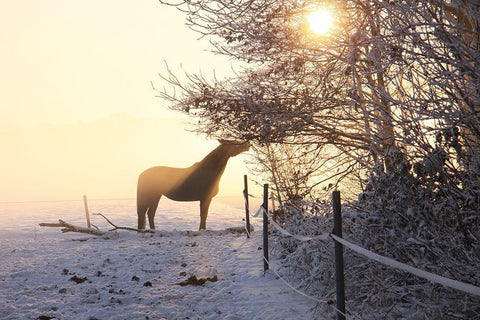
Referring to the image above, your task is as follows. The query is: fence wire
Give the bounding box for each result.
[262,256,363,320]
[247,199,480,297]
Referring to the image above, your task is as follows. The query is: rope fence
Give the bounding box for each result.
[242,175,480,319]
[262,255,356,320]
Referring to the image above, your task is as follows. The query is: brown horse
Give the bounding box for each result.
[137,140,250,230]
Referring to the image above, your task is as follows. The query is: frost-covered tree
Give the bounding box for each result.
[158,0,479,234]
[158,0,396,204]
[156,1,480,317]
[353,0,480,247]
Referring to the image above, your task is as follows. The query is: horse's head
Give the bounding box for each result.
[219,139,250,157]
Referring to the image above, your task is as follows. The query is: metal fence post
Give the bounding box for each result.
[263,183,269,273]
[244,175,251,238]
[333,190,346,320]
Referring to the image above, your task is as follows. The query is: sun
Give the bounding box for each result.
[307,8,334,35]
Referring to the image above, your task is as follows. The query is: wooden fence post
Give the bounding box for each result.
[333,191,346,320]
[244,175,251,238]
[83,195,92,229]
[263,183,269,273]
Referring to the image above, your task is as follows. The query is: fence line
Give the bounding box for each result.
[243,175,251,238]
[262,184,269,273]
[242,178,480,315]
[330,233,480,297]
[242,188,358,318]
[246,194,480,298]
[261,256,361,320]
[332,190,346,320]
[264,204,480,297]
[259,206,330,241]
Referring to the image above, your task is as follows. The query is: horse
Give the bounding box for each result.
[137,140,250,230]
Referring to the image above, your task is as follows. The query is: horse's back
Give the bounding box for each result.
[138,166,192,197]
[137,164,219,201]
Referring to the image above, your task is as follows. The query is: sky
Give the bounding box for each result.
[0,0,252,204]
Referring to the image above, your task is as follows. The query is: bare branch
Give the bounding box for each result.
[39,220,106,236]
[39,214,155,235]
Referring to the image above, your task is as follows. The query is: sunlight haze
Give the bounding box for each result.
[307,7,334,35]
[0,1,248,204]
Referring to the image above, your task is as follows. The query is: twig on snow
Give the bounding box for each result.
[93,213,155,233]
[39,220,106,236]
[39,213,155,236]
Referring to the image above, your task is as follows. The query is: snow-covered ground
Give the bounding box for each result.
[0,199,315,320]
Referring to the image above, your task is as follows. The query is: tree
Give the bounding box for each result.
[156,1,480,317]
[158,0,389,201]
[158,0,480,229]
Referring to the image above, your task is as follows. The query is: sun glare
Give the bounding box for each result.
[307,8,333,35]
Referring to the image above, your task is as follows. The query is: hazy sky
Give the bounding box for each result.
[0,1,251,203]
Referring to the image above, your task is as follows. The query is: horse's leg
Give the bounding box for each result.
[147,196,161,230]
[137,198,149,230]
[199,198,212,230]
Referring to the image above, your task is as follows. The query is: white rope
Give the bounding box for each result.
[330,234,480,297]
[263,257,361,320]
[264,258,328,302]
[251,206,264,218]
[259,206,330,242]
[243,189,263,218]
[269,214,330,241]
[251,202,480,297]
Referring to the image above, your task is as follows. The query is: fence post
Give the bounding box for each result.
[263,183,269,273]
[83,195,92,229]
[333,191,346,320]
[244,175,251,238]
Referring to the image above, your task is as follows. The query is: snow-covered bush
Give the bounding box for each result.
[351,151,480,318]
[270,151,480,318]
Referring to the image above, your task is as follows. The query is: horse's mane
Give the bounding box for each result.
[200,144,228,167]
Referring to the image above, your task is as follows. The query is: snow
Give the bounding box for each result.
[0,199,314,320]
